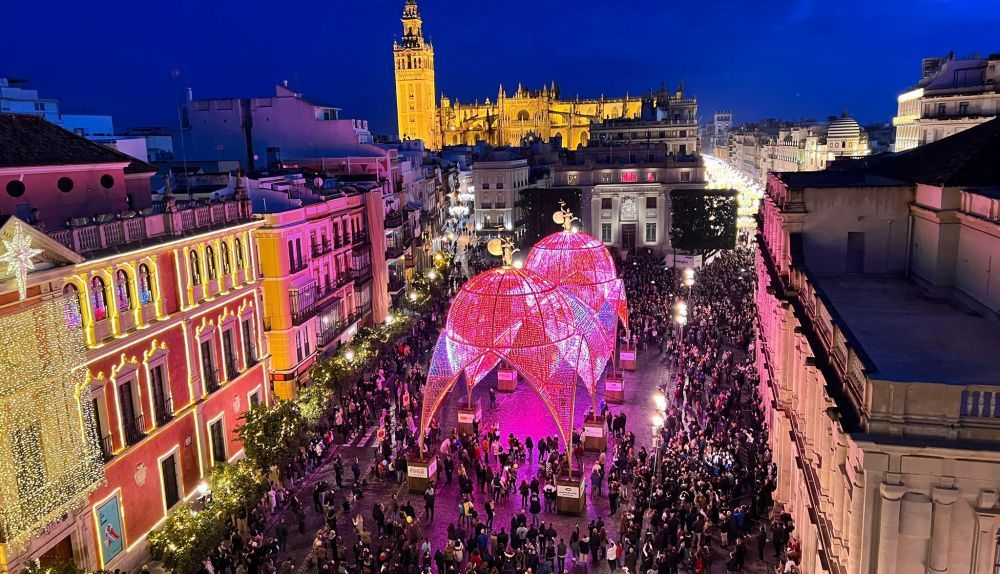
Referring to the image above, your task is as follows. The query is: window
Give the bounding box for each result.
[249,390,261,407]
[118,378,144,446]
[222,329,238,379]
[209,419,226,464]
[92,276,109,321]
[189,252,202,285]
[601,223,612,243]
[621,171,638,183]
[150,363,171,425]
[201,339,219,392]
[600,173,611,183]
[100,174,115,189]
[115,269,132,312]
[497,180,504,189]
[567,173,579,185]
[205,246,218,280]
[482,183,490,190]
[645,223,657,243]
[221,242,231,274]
[64,283,83,329]
[160,453,180,509]
[92,398,112,461]
[646,171,656,182]
[959,101,969,115]
[57,177,74,193]
[645,197,657,209]
[234,238,245,268]
[680,171,691,183]
[138,264,153,305]
[601,198,613,210]
[242,319,256,365]
[6,180,25,198]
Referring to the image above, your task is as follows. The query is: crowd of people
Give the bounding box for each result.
[175,245,804,574]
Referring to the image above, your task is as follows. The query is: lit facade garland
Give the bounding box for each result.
[0,296,104,550]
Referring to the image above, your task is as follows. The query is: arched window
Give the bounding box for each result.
[517,110,530,122]
[221,242,232,274]
[234,238,245,269]
[91,276,109,321]
[115,269,132,312]
[206,246,218,280]
[138,264,153,305]
[63,283,83,329]
[190,251,202,285]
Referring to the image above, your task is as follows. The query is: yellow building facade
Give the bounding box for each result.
[393,0,644,150]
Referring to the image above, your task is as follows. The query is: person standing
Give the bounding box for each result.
[606,539,619,572]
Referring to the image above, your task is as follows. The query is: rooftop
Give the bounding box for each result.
[812,274,1000,387]
[0,113,156,173]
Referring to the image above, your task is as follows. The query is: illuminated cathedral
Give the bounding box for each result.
[394,0,670,150]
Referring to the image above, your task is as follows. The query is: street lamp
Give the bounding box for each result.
[344,349,355,362]
[653,392,666,413]
[674,300,688,352]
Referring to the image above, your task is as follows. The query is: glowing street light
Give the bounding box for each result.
[651,414,664,428]
[344,349,355,362]
[408,291,418,302]
[653,392,667,412]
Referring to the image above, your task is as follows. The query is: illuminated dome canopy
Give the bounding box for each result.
[447,266,577,349]
[525,229,629,341]
[420,264,604,457]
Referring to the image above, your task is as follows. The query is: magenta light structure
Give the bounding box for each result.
[418,265,596,463]
[524,229,629,403]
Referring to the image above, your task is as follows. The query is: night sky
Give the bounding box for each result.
[4,0,998,134]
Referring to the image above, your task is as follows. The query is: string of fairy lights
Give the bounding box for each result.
[703,154,765,230]
[0,297,104,550]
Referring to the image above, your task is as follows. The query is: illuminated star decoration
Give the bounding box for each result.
[0,222,43,300]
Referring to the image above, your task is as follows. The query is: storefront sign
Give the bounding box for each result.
[605,380,623,392]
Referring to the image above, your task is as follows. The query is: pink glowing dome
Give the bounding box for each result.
[447,266,577,349]
[524,230,629,332]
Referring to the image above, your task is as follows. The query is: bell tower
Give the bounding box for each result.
[394,0,439,149]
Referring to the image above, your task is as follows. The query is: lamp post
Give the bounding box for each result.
[683,267,695,301]
[651,414,664,498]
[674,300,688,354]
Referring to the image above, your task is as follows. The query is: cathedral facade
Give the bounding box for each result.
[393,0,647,150]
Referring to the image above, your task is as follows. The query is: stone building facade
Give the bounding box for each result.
[756,118,1000,574]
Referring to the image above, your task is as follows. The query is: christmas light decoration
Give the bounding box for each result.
[419,238,598,461]
[0,296,104,550]
[523,205,629,405]
[0,221,44,300]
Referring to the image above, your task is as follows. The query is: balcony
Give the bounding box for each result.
[312,240,333,257]
[289,259,308,274]
[388,277,406,293]
[354,267,372,285]
[355,302,372,317]
[47,198,252,256]
[154,396,174,426]
[385,211,405,229]
[244,344,258,368]
[316,315,347,347]
[224,354,240,381]
[99,433,114,462]
[123,414,146,447]
[290,283,344,325]
[353,232,369,246]
[386,243,407,260]
[203,367,220,393]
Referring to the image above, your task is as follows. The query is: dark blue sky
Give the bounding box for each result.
[4,0,998,134]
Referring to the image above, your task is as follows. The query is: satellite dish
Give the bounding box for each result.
[553,211,565,224]
[487,239,504,257]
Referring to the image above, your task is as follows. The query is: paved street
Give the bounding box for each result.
[254,344,777,574]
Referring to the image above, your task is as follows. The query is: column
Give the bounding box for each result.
[848,472,866,574]
[876,482,906,574]
[928,486,959,573]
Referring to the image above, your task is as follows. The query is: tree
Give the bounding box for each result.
[148,504,222,574]
[235,401,304,472]
[669,189,738,253]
